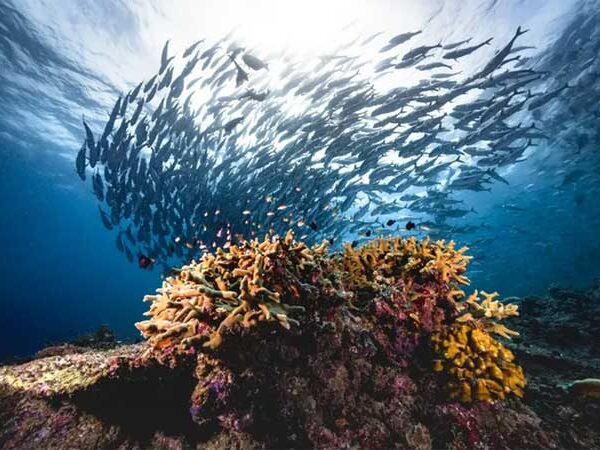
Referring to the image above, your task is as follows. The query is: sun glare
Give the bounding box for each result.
[215,0,369,55]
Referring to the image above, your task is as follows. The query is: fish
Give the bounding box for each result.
[528,83,570,110]
[379,30,422,52]
[443,38,472,50]
[160,40,172,73]
[443,38,492,60]
[73,26,560,268]
[242,53,268,70]
[183,39,204,58]
[416,62,453,71]
[474,26,528,79]
[138,254,154,269]
[240,89,269,101]
[405,221,416,230]
[75,141,87,181]
[98,207,113,230]
[224,117,244,133]
[402,42,442,60]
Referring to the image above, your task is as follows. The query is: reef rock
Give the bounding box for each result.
[0,333,555,450]
[0,236,598,449]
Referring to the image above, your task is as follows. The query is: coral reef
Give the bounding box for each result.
[136,232,525,405]
[1,236,598,449]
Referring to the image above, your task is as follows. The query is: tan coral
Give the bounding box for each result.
[136,230,325,350]
[456,290,520,339]
[340,237,472,293]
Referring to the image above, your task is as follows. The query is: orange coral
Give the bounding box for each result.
[456,290,520,339]
[339,237,471,292]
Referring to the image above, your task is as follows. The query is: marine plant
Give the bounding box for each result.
[136,231,525,404]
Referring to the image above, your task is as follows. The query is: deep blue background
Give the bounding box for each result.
[0,143,157,359]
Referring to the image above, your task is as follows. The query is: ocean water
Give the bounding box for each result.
[1,0,599,361]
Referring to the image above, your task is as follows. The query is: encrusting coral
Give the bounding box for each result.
[136,231,525,406]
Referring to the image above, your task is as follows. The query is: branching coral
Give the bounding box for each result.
[340,237,471,293]
[136,232,526,405]
[456,290,520,339]
[136,230,328,350]
[431,324,526,402]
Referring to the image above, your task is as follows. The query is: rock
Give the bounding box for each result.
[1,244,599,449]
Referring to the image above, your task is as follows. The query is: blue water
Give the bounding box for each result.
[1,0,599,360]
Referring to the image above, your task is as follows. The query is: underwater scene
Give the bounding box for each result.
[1,0,599,448]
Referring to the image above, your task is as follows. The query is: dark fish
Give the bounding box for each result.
[98,207,113,230]
[92,171,105,202]
[138,254,154,269]
[386,219,396,226]
[83,118,99,167]
[75,141,87,180]
[115,232,125,253]
[242,53,268,70]
[160,40,171,74]
[240,89,269,101]
[476,26,528,78]
[224,117,244,133]
[235,65,249,86]
[443,38,472,50]
[365,230,372,237]
[402,42,442,60]
[101,97,121,140]
[124,246,133,263]
[443,38,492,60]
[309,221,318,231]
[129,82,143,102]
[145,83,158,102]
[380,30,422,52]
[183,39,204,58]
[406,221,416,230]
[130,100,144,124]
[144,74,158,93]
[119,93,129,116]
[351,240,358,248]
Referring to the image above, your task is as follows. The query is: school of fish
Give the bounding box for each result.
[74,19,598,270]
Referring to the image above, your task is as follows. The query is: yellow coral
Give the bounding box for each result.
[456,290,520,339]
[431,324,526,402]
[136,230,325,350]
